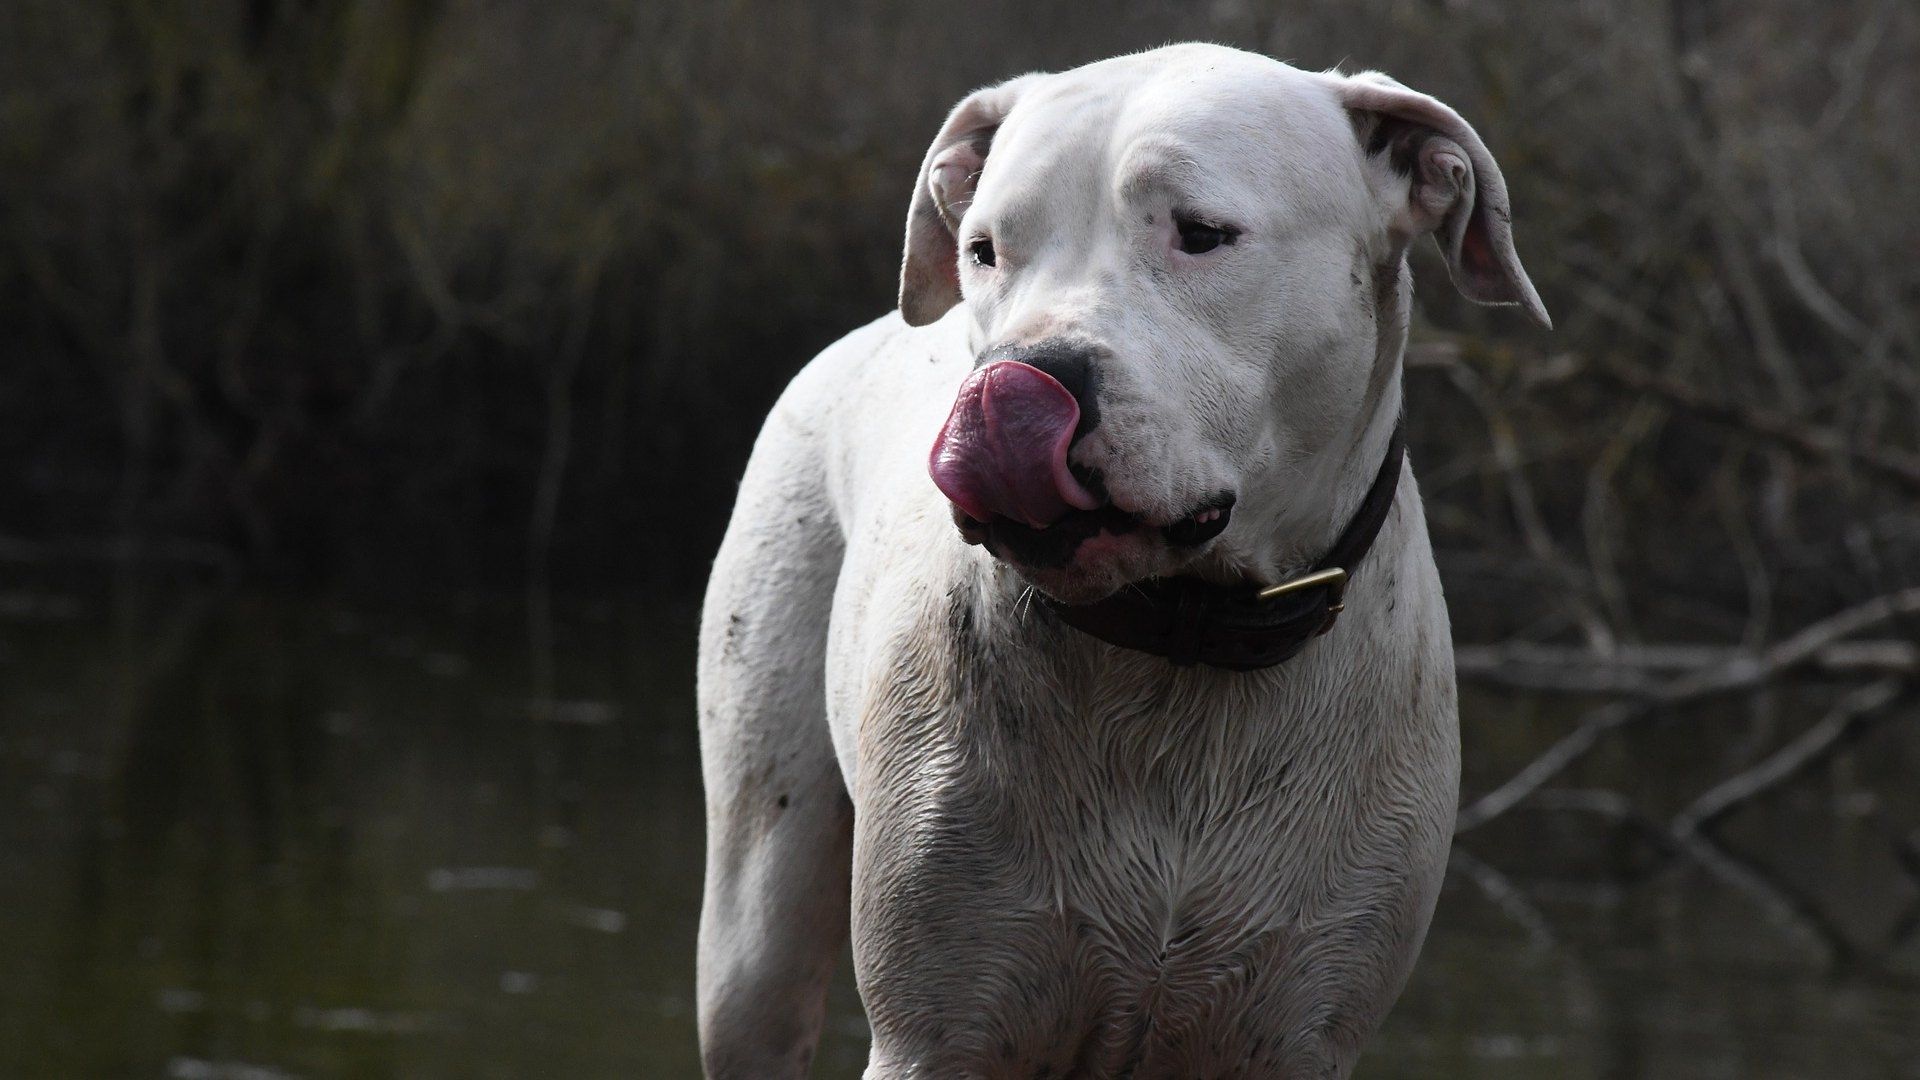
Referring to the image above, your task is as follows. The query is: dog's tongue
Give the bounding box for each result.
[930,360,1100,529]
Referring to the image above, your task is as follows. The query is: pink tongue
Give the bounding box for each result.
[929,361,1101,529]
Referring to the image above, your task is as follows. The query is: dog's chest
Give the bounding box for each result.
[857,660,1433,1075]
[843,566,1459,1075]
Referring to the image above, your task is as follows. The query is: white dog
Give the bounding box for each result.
[697,43,1548,1079]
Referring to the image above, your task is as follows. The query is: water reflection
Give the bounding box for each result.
[0,584,1914,1078]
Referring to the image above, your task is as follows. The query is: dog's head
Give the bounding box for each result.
[905,44,1547,603]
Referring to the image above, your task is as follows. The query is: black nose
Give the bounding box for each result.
[976,339,1103,442]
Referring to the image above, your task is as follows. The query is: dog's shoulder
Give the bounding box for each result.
[767,309,975,534]
[773,309,965,422]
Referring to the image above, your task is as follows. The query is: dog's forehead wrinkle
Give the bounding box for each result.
[988,52,1355,224]
[971,128,1107,255]
[1113,147,1205,206]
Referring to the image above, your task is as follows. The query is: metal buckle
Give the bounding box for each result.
[1255,566,1348,604]
[1255,567,1349,635]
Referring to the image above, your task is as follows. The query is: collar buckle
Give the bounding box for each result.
[1254,566,1348,604]
[1255,566,1350,636]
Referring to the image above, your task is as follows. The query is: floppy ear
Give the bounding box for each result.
[1335,71,1551,329]
[899,74,1044,327]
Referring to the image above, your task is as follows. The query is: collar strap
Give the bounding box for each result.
[1042,421,1406,672]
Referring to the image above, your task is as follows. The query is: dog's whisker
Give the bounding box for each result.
[1016,584,1038,622]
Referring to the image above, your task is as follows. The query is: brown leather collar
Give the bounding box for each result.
[1042,421,1406,671]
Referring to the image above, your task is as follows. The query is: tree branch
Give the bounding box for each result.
[1457,588,1920,832]
[1593,357,1920,495]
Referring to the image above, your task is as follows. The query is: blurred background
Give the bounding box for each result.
[2,1,1917,1077]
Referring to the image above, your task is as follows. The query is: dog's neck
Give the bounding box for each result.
[1200,253,1414,587]
[970,472,1416,679]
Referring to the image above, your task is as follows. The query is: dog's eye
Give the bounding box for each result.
[968,237,997,268]
[1174,215,1237,255]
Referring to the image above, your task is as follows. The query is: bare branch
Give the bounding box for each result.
[1524,788,1856,965]
[1593,358,1920,495]
[1454,639,1920,694]
[1457,588,1920,832]
[1671,679,1905,835]
[1449,847,1558,950]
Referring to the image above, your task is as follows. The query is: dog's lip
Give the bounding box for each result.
[953,505,991,545]
[950,496,1234,551]
[1160,491,1236,547]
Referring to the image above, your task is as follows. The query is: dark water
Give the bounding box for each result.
[1,584,1915,1079]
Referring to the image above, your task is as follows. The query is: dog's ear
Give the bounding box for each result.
[899,74,1044,327]
[1335,71,1551,329]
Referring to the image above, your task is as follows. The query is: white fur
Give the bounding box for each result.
[698,43,1542,1079]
